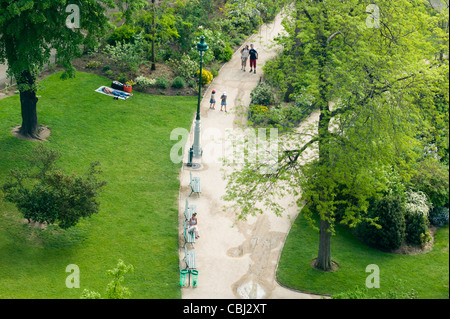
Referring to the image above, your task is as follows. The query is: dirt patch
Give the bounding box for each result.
[310,258,339,272]
[11,125,51,142]
[391,226,438,255]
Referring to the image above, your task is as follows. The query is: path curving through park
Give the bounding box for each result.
[178,10,322,299]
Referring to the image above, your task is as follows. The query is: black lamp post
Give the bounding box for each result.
[192,36,208,158]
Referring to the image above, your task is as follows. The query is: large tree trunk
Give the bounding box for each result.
[17,71,40,139]
[315,218,332,271]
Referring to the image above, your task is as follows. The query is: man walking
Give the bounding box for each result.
[249,44,258,74]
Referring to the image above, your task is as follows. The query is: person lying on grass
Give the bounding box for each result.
[102,86,131,99]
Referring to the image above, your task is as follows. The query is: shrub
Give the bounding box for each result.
[429,207,449,227]
[103,32,147,72]
[156,77,169,89]
[405,212,429,246]
[355,195,406,251]
[85,60,100,69]
[404,190,433,218]
[1,145,106,229]
[410,158,449,208]
[215,43,234,62]
[102,65,111,72]
[250,82,275,106]
[172,76,186,89]
[108,24,142,45]
[248,104,269,125]
[104,70,114,77]
[404,190,432,246]
[168,54,199,80]
[197,69,213,85]
[135,76,156,88]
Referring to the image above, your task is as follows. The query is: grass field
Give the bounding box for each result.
[277,213,449,299]
[0,71,197,298]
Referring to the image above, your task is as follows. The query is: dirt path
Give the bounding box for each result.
[178,10,321,299]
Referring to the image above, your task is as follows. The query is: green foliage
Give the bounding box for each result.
[332,284,418,299]
[171,76,186,89]
[168,53,199,80]
[429,207,449,227]
[250,82,275,106]
[134,75,156,88]
[156,77,169,89]
[403,190,432,245]
[224,0,263,35]
[410,158,449,208]
[405,212,429,246]
[85,60,101,69]
[81,259,134,299]
[108,24,142,45]
[103,32,148,72]
[355,195,406,251]
[1,145,106,229]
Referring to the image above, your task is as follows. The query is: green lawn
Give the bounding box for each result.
[277,213,449,299]
[0,72,196,298]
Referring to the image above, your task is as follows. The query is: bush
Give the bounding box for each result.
[215,43,234,62]
[168,54,199,80]
[404,190,432,246]
[355,195,406,251]
[250,82,275,106]
[108,24,142,45]
[410,158,449,208]
[156,77,169,89]
[103,32,147,72]
[1,145,106,229]
[248,104,269,125]
[429,207,449,227]
[172,76,186,89]
[85,60,100,69]
[405,213,429,246]
[135,76,156,88]
[197,69,213,85]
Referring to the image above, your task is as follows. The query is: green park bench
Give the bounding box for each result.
[189,171,201,197]
[183,219,196,245]
[184,245,197,270]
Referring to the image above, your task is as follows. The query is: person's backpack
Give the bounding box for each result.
[111,81,124,91]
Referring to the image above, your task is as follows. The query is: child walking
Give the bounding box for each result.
[209,89,216,109]
[220,92,227,112]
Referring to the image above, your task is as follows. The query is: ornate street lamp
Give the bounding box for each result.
[192,36,208,158]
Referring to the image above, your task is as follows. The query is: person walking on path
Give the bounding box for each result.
[209,90,216,109]
[220,92,228,112]
[249,44,258,74]
[241,45,249,72]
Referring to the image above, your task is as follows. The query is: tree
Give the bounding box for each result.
[223,0,448,271]
[1,145,107,229]
[0,0,131,139]
[81,259,134,299]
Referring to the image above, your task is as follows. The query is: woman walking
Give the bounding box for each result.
[241,45,249,72]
